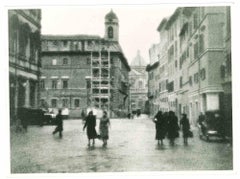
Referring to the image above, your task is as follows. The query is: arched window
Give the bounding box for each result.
[108,26,113,38]
[138,80,143,89]
[63,58,68,65]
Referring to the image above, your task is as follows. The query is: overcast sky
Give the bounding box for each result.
[41,6,176,64]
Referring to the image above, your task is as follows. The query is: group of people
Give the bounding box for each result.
[52,109,110,147]
[153,110,192,146]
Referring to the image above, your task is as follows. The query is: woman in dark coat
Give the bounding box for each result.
[180,113,190,145]
[153,111,167,145]
[83,111,98,146]
[167,111,179,146]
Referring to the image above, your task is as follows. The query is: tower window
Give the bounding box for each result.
[108,26,113,39]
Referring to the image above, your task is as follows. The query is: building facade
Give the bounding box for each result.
[40,10,130,118]
[129,51,148,113]
[9,9,42,124]
[147,7,231,126]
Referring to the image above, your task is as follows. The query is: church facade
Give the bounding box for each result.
[129,51,148,114]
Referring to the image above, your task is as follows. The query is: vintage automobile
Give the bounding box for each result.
[43,108,57,125]
[198,111,225,141]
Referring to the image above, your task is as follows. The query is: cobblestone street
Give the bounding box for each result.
[11,116,233,173]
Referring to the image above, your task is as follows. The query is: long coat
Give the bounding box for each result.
[84,115,97,139]
[180,116,190,138]
[167,115,179,139]
[154,114,167,140]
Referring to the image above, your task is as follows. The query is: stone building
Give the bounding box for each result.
[129,51,148,114]
[40,10,130,118]
[147,7,231,126]
[9,9,42,124]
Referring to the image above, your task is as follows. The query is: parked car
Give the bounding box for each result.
[43,108,57,125]
[198,111,225,141]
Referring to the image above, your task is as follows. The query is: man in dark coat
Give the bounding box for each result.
[153,111,167,145]
[167,111,179,146]
[83,111,98,146]
[52,109,63,138]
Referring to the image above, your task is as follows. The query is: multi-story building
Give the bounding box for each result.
[40,10,130,118]
[147,7,231,126]
[146,60,159,116]
[9,9,42,124]
[129,50,148,113]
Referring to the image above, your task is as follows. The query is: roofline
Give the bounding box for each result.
[41,34,101,40]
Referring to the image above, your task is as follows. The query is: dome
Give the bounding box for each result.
[105,9,118,20]
[130,50,147,67]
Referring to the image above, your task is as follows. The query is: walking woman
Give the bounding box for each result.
[167,111,179,146]
[99,111,110,147]
[180,114,190,145]
[83,111,98,146]
[153,111,167,145]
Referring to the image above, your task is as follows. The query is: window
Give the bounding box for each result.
[63,40,68,46]
[168,45,174,62]
[62,80,68,89]
[220,65,225,78]
[189,76,192,86]
[199,34,204,53]
[108,26,113,38]
[51,99,57,108]
[194,73,199,83]
[167,81,174,92]
[138,81,143,89]
[74,99,80,108]
[62,99,68,108]
[180,76,183,88]
[175,60,178,68]
[194,42,199,59]
[52,59,57,65]
[193,13,198,29]
[63,58,68,65]
[52,80,57,89]
[200,68,206,80]
[87,57,91,65]
[40,80,45,89]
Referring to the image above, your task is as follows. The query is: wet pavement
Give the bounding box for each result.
[10,116,233,173]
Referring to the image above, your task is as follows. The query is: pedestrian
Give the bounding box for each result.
[180,113,190,145]
[83,111,98,146]
[153,111,167,145]
[167,111,179,146]
[99,111,110,147]
[52,109,63,138]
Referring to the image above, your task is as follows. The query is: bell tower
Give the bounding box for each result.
[104,9,119,42]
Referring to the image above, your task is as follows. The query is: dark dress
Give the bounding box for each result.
[167,115,179,139]
[84,115,97,139]
[99,117,110,140]
[154,113,167,140]
[180,116,190,138]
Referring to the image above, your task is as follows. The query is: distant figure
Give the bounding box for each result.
[153,111,167,145]
[81,110,86,120]
[83,111,98,146]
[167,111,179,146]
[52,109,63,138]
[180,114,190,145]
[99,111,111,147]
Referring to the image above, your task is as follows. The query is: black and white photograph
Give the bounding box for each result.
[1,0,239,178]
